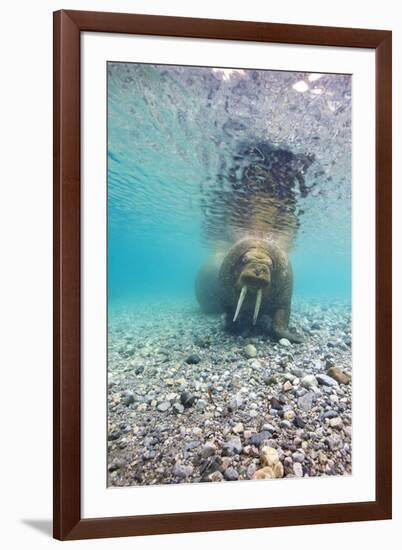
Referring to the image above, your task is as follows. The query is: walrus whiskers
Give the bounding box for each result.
[233,286,248,322]
[252,289,263,325]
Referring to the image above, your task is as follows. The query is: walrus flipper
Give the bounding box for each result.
[270,286,303,343]
[271,305,303,343]
[269,263,304,343]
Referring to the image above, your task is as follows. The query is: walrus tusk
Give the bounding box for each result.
[233,286,248,322]
[252,289,263,325]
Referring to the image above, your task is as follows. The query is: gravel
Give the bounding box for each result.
[107,300,352,486]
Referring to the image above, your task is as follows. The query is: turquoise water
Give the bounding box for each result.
[107,63,351,306]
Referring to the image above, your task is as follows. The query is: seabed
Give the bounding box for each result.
[107,299,352,486]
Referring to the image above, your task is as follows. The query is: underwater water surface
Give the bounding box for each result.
[107,63,351,306]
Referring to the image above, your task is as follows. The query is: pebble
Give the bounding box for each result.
[344,426,352,438]
[229,394,244,411]
[253,461,284,480]
[283,381,293,392]
[260,446,279,467]
[180,391,195,408]
[329,417,343,429]
[172,402,184,414]
[262,423,276,432]
[293,415,306,428]
[223,438,242,456]
[244,344,257,358]
[108,431,121,441]
[329,394,339,405]
[301,375,318,389]
[173,463,193,478]
[232,422,244,434]
[264,374,279,385]
[122,391,136,406]
[221,457,232,471]
[292,451,305,463]
[283,409,295,421]
[201,455,222,476]
[208,471,224,482]
[252,466,274,480]
[279,338,291,347]
[327,366,350,385]
[224,467,239,481]
[297,391,314,411]
[250,431,272,447]
[316,374,339,387]
[327,433,343,450]
[280,420,292,429]
[270,396,283,410]
[273,461,284,478]
[108,459,124,472]
[323,410,339,419]
[196,399,207,411]
[157,401,171,412]
[185,354,201,364]
[292,367,305,378]
[142,450,156,460]
[247,463,257,479]
[201,442,217,458]
[293,462,303,477]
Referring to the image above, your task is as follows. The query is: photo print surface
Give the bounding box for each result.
[107,62,352,487]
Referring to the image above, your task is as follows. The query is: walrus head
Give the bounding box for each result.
[237,247,272,289]
[220,238,282,326]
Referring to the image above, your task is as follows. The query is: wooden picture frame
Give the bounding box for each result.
[53,9,392,540]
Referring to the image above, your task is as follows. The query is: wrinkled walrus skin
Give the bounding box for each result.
[194,253,225,314]
[219,238,303,343]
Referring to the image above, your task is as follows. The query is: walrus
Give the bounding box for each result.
[196,141,313,342]
[194,253,225,314]
[218,237,303,343]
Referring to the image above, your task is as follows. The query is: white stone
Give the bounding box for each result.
[260,446,279,467]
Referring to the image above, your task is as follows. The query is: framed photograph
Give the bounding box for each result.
[53,10,392,540]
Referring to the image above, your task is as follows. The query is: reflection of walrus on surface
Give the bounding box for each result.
[195,141,314,343]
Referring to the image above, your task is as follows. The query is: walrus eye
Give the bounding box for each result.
[241,255,249,264]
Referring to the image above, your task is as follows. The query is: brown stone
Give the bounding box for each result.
[327,366,350,385]
[273,461,284,478]
[252,466,274,480]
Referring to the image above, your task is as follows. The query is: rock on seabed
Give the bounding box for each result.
[244,344,257,358]
[327,366,350,385]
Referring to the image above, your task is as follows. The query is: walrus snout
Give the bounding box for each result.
[238,262,271,290]
[239,265,271,289]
